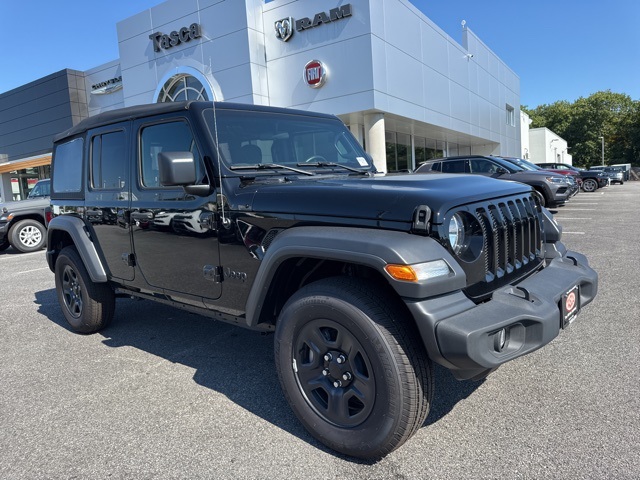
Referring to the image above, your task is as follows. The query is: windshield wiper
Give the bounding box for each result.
[230,163,315,176]
[296,162,371,175]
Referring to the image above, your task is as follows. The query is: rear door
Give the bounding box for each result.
[84,123,134,281]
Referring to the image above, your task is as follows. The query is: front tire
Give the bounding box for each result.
[54,246,115,333]
[274,277,433,459]
[9,219,46,253]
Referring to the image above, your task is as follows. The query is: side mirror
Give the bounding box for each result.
[496,167,509,175]
[158,151,196,186]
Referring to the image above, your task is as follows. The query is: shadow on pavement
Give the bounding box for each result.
[34,288,483,456]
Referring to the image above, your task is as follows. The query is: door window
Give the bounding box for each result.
[441,160,468,173]
[139,121,205,188]
[90,131,127,190]
[469,159,498,174]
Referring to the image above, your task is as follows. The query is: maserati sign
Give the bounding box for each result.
[304,60,327,88]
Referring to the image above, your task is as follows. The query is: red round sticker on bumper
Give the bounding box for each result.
[566,292,576,311]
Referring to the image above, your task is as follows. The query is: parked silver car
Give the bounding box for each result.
[588,166,624,184]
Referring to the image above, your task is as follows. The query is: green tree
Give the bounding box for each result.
[523,91,639,167]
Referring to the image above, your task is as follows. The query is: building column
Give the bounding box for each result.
[364,112,386,174]
[349,123,364,147]
[0,174,12,203]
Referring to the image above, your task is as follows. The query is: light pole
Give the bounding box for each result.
[598,136,605,166]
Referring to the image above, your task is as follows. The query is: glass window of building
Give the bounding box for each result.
[158,74,209,102]
[8,165,51,200]
[414,136,444,167]
[506,104,515,126]
[385,131,411,173]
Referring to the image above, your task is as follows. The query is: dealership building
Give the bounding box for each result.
[0,0,521,201]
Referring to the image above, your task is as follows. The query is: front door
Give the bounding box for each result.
[129,116,221,306]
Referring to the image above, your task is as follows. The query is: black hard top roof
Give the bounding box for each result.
[53,101,338,143]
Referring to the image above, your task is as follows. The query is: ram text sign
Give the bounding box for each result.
[275,4,352,42]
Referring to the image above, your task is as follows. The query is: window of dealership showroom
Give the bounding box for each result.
[0,165,50,201]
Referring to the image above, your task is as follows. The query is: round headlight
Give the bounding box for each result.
[448,213,465,254]
[446,211,484,262]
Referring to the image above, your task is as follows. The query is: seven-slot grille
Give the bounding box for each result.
[463,194,544,299]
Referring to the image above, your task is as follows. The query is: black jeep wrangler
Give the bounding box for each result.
[46,101,598,459]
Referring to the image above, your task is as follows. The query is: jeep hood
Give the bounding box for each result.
[245,173,531,225]
[1,197,50,213]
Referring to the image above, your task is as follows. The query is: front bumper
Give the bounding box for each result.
[407,249,598,380]
[568,183,580,197]
[548,184,572,205]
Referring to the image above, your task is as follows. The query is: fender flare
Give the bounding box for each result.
[244,226,466,327]
[46,216,108,282]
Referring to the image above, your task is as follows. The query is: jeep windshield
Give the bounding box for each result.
[203,108,372,174]
[27,180,51,199]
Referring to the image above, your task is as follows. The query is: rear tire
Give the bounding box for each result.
[274,277,433,459]
[582,178,598,192]
[54,246,115,333]
[9,219,46,253]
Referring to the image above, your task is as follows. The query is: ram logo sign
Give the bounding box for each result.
[275,17,294,42]
[274,4,352,41]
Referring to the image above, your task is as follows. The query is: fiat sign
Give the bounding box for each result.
[304,60,327,88]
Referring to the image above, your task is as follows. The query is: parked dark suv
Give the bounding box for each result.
[46,102,598,459]
[535,163,609,192]
[415,155,573,207]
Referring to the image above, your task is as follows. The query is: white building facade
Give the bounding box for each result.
[1,0,523,201]
[520,110,532,160]
[529,127,572,166]
[83,0,521,173]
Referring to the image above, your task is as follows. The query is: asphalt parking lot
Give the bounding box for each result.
[1,182,639,479]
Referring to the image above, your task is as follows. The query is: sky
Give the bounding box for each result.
[1,0,639,108]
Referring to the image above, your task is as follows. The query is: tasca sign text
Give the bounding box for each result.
[296,4,352,32]
[149,23,202,52]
